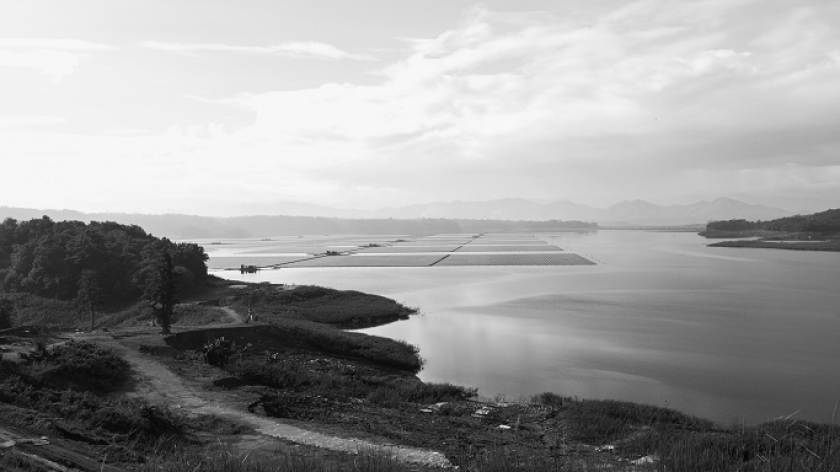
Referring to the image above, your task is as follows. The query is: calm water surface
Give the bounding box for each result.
[213,231,840,424]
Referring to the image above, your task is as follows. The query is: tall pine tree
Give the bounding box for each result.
[143,246,177,334]
[76,270,102,331]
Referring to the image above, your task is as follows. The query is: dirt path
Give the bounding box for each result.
[101,339,451,468]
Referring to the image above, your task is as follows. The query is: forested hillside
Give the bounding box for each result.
[705,208,840,234]
[0,216,208,303]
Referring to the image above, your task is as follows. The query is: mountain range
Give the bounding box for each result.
[186,197,794,225]
[0,197,800,239]
[367,197,792,224]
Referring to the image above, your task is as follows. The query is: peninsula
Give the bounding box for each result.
[700,208,840,251]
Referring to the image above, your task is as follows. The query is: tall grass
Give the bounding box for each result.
[0,342,186,448]
[269,318,424,373]
[564,398,715,444]
[139,447,415,472]
[652,419,840,472]
[231,285,416,327]
[230,356,474,410]
[530,394,840,472]
[29,340,131,392]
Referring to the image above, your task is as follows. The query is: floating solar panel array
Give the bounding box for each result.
[356,245,460,253]
[282,254,447,268]
[454,245,564,252]
[208,232,595,268]
[435,253,595,266]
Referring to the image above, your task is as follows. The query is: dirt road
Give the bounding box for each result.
[99,339,451,468]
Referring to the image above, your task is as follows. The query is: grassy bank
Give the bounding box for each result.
[167,321,424,373]
[228,284,418,328]
[698,229,780,239]
[2,277,419,332]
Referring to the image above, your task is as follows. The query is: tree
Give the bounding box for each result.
[76,270,102,331]
[143,247,177,334]
[0,297,14,329]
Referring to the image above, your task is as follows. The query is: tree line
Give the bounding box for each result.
[0,216,208,332]
[706,208,840,234]
[0,207,598,238]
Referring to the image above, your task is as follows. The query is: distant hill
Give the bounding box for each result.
[0,196,796,238]
[370,197,792,225]
[599,197,792,225]
[370,198,601,221]
[0,206,595,239]
[704,208,840,235]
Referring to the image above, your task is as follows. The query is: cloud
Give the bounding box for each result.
[219,0,840,205]
[0,115,66,127]
[101,128,150,136]
[143,40,374,60]
[4,1,840,211]
[0,49,80,81]
[0,38,114,51]
[0,37,114,81]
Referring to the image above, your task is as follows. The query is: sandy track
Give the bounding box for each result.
[101,340,451,468]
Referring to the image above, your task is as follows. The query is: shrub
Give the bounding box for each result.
[0,371,184,446]
[30,341,131,392]
[566,399,715,444]
[533,392,567,407]
[203,337,249,367]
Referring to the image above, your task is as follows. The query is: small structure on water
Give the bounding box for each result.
[240,264,258,274]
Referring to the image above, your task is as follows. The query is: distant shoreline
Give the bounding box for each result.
[707,239,840,252]
[699,227,840,252]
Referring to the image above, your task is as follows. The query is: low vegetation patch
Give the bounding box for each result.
[2,293,76,329]
[230,285,417,328]
[272,318,423,372]
[525,393,840,472]
[564,398,716,444]
[0,342,187,451]
[230,354,473,409]
[137,447,416,472]
[27,340,131,392]
[172,303,231,325]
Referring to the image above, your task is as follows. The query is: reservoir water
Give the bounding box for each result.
[210,231,840,424]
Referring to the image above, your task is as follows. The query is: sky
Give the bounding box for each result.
[1,0,838,215]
